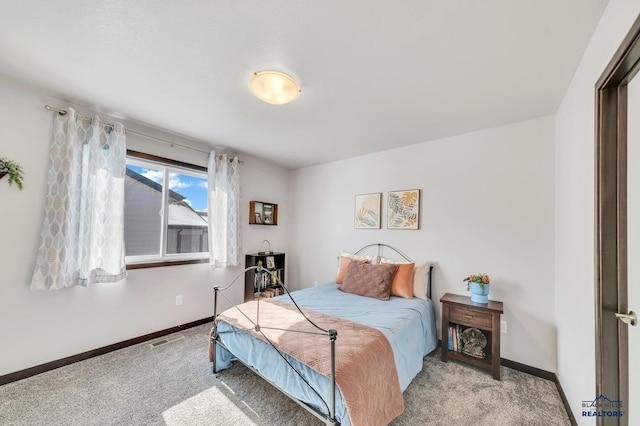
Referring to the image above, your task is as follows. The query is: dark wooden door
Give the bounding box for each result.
[595,13,640,426]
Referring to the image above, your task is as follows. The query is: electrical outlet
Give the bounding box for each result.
[313,281,318,287]
[500,320,507,334]
[175,295,183,306]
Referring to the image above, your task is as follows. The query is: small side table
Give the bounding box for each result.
[440,293,504,380]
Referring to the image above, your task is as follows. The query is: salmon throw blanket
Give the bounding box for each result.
[217,298,404,426]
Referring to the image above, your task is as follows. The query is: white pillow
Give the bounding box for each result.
[412,261,431,300]
[380,257,431,299]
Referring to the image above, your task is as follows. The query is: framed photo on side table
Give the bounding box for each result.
[266,256,276,269]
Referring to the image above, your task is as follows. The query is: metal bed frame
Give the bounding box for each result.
[210,243,433,425]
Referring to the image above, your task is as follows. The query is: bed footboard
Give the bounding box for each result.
[211,268,340,425]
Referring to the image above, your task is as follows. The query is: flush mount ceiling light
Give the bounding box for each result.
[249,70,301,105]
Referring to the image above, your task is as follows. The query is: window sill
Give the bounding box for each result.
[126,258,209,270]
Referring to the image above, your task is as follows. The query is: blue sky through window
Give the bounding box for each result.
[127,165,208,212]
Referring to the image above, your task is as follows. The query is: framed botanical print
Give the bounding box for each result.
[387,189,420,229]
[354,193,381,229]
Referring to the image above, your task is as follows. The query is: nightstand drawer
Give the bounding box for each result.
[449,306,492,328]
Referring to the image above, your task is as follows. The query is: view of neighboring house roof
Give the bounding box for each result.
[126,167,207,228]
[125,168,187,202]
[168,201,208,227]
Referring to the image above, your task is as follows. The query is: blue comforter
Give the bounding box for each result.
[214,283,438,425]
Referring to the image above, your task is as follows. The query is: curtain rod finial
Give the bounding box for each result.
[44,105,67,116]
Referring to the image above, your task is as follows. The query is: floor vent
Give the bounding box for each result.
[149,334,185,348]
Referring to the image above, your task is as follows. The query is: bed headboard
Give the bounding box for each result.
[351,243,434,299]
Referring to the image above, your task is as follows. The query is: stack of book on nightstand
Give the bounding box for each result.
[448,324,465,352]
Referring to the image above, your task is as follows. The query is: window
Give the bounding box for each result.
[124,151,208,267]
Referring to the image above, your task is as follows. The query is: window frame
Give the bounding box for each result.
[125,150,209,269]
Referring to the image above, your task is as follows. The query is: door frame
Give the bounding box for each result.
[595,14,640,426]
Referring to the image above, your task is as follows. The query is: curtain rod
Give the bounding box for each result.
[43,105,243,162]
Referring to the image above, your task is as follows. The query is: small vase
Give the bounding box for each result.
[469,282,489,304]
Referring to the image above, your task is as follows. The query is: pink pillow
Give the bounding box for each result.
[339,262,398,300]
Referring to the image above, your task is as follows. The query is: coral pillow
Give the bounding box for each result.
[390,262,415,299]
[336,256,368,284]
[339,262,398,300]
[381,258,431,299]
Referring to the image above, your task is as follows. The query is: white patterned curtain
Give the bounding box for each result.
[207,151,241,267]
[31,108,127,290]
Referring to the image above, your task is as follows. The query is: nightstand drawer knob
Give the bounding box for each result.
[464,314,473,319]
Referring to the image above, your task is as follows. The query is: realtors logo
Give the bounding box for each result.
[581,394,624,417]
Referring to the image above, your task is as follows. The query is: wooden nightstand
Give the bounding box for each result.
[440,293,504,380]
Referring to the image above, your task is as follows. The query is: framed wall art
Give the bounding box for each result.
[387,189,420,229]
[354,193,381,229]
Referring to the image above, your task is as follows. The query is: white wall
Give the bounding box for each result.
[289,116,556,372]
[555,1,640,423]
[0,77,290,376]
[4,0,636,407]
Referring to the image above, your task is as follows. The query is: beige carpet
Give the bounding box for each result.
[0,323,571,425]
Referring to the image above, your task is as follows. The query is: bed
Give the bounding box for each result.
[210,243,437,426]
